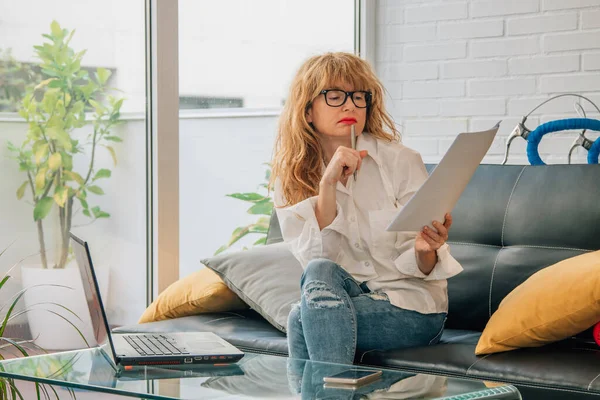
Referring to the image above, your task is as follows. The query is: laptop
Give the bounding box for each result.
[70,233,245,369]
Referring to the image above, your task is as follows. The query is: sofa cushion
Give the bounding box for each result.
[201,242,302,333]
[138,268,248,323]
[476,250,600,355]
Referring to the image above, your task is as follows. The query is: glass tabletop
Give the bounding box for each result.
[0,348,521,399]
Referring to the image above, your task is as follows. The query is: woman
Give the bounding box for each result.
[271,52,462,365]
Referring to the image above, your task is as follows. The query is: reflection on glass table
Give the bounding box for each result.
[0,349,521,399]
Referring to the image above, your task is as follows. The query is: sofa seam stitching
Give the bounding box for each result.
[358,349,379,363]
[449,241,593,252]
[466,353,492,373]
[501,166,526,247]
[588,373,600,391]
[488,248,503,318]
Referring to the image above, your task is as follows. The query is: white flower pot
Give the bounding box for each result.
[21,264,110,351]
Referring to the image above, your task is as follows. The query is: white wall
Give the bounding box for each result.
[375,0,600,164]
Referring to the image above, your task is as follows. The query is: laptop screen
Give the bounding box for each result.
[71,234,119,367]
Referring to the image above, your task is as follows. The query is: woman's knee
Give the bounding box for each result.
[302,258,342,283]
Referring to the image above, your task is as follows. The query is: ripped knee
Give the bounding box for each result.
[303,280,344,309]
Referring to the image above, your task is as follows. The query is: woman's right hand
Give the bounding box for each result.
[320,146,368,187]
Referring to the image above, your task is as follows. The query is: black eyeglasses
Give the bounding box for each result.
[320,89,371,108]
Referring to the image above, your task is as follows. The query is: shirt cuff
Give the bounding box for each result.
[280,196,349,267]
[394,243,463,281]
[297,197,350,240]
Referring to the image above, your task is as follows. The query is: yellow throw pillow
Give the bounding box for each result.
[138,267,248,323]
[476,250,600,355]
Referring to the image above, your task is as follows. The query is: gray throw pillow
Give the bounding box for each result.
[201,242,302,333]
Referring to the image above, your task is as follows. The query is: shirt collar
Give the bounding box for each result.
[356,133,382,167]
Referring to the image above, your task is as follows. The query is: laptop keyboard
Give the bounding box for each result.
[123,334,190,356]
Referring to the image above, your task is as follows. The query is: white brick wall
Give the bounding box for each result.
[376,0,600,165]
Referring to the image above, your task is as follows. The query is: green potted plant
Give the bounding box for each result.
[5,21,124,350]
[215,164,273,255]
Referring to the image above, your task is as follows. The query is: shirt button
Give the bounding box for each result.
[354,243,360,249]
[364,261,370,267]
[350,216,356,222]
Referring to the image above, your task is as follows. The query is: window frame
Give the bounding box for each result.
[149,0,366,299]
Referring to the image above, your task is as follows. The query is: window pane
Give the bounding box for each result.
[0,0,147,351]
[179,1,354,278]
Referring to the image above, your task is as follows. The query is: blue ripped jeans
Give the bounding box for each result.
[287,259,447,365]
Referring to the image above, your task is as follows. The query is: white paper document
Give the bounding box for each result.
[386,122,500,232]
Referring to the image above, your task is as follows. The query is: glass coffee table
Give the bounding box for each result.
[0,348,522,399]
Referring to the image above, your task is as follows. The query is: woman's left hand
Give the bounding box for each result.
[415,213,452,254]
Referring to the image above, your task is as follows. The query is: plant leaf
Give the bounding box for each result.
[253,237,267,245]
[93,169,111,180]
[248,224,269,234]
[91,206,110,218]
[63,170,84,185]
[104,136,123,142]
[87,185,104,195]
[33,197,54,221]
[35,168,47,190]
[213,245,228,255]
[225,226,251,248]
[34,143,49,165]
[48,152,62,171]
[50,20,62,38]
[78,197,88,210]
[46,126,72,151]
[104,145,117,166]
[247,199,273,215]
[60,151,73,170]
[53,186,68,207]
[16,181,28,200]
[34,78,57,91]
[95,67,111,85]
[226,193,268,203]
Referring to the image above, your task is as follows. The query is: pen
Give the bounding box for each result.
[351,124,357,181]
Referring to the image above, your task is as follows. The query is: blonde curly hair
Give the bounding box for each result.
[270,52,399,207]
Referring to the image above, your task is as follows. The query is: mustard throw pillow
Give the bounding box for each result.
[476,250,600,355]
[138,267,248,323]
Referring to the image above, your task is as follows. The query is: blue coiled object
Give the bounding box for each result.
[526,118,600,165]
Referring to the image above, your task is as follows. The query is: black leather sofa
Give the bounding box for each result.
[116,164,600,398]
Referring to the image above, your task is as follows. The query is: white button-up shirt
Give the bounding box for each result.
[274,133,463,314]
